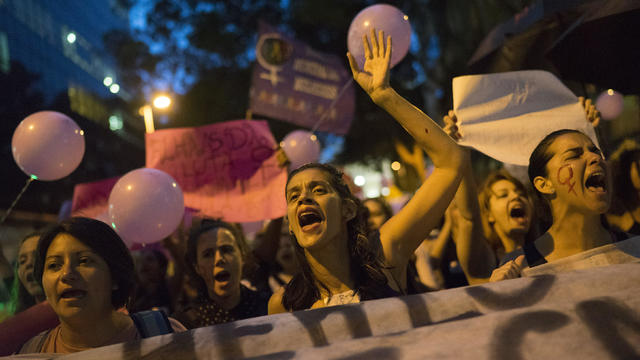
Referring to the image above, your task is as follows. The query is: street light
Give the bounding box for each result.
[141,94,172,134]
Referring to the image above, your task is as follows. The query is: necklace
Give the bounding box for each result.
[322,290,360,306]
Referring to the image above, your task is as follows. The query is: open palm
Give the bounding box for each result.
[348,28,392,98]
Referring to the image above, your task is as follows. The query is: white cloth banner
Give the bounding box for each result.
[6,238,635,360]
[453,70,599,166]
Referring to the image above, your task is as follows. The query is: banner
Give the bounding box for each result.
[145,119,287,222]
[37,245,640,360]
[71,177,119,220]
[249,22,355,135]
[452,70,599,166]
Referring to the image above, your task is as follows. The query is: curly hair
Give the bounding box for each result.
[282,163,389,311]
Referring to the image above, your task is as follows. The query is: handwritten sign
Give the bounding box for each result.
[145,120,287,222]
[71,177,119,219]
[249,22,355,135]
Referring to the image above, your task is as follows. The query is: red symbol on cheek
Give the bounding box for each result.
[557,165,577,195]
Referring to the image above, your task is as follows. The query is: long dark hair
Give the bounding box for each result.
[282,163,389,311]
[185,219,254,299]
[34,217,135,309]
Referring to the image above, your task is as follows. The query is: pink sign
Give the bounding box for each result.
[145,120,287,222]
[71,177,119,220]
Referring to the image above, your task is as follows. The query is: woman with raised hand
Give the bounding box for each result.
[442,98,601,284]
[440,126,538,284]
[490,129,628,281]
[268,29,463,313]
[18,217,185,354]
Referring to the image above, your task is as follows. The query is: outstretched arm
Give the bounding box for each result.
[443,111,497,284]
[348,29,463,285]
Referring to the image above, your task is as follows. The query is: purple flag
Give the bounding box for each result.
[249,22,355,135]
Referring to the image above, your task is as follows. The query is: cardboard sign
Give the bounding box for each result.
[71,177,119,219]
[145,120,287,222]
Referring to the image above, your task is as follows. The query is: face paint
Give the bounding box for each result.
[557,164,577,195]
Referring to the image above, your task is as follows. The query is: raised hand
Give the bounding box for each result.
[579,96,601,128]
[443,110,462,141]
[347,27,392,102]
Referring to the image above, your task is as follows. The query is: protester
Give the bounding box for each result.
[443,98,600,284]
[364,196,450,291]
[8,233,46,315]
[363,197,393,232]
[490,129,628,281]
[268,29,463,313]
[173,219,268,328]
[130,249,173,314]
[18,217,185,354]
[606,139,640,235]
[267,218,300,293]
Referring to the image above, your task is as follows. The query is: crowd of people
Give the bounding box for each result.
[0,29,638,355]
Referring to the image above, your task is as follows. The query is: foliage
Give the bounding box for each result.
[108,0,532,166]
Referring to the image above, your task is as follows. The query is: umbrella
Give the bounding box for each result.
[468,0,640,94]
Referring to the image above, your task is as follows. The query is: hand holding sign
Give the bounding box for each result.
[108,168,184,245]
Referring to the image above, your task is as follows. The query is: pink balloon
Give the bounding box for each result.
[595,90,624,120]
[280,130,321,170]
[11,111,85,181]
[347,4,412,70]
[108,168,184,245]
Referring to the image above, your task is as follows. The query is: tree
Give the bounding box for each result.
[112,0,532,167]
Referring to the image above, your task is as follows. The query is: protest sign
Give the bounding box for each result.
[145,119,287,222]
[452,70,599,166]
[71,177,119,220]
[249,22,355,135]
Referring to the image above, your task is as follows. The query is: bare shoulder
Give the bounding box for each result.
[268,287,287,314]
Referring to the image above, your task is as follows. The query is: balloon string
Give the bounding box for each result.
[311,78,354,134]
[0,177,35,225]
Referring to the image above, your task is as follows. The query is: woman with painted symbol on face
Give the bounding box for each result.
[268,28,464,313]
[173,219,268,328]
[490,130,626,281]
[18,217,185,354]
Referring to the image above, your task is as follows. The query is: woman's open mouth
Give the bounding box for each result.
[585,171,607,194]
[60,288,87,300]
[298,210,323,232]
[508,203,528,224]
[214,270,231,283]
